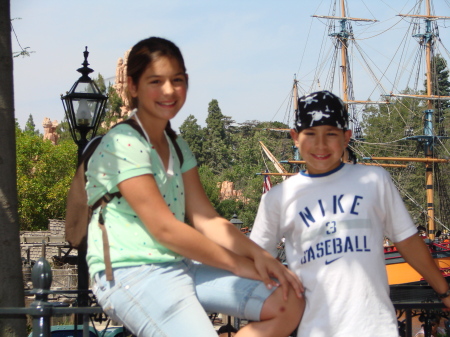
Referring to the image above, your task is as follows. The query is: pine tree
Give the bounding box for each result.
[203,99,231,173]
[24,113,39,135]
[179,114,204,165]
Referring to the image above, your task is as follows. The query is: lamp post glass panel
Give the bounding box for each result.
[61,46,108,160]
[61,47,108,322]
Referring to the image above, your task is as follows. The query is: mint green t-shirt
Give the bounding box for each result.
[85,123,197,277]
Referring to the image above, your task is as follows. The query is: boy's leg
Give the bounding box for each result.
[193,262,304,337]
[235,286,304,337]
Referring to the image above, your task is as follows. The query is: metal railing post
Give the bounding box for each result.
[29,257,52,337]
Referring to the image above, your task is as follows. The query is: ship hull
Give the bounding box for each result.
[385,243,450,285]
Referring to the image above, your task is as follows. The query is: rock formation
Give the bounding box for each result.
[42,118,59,145]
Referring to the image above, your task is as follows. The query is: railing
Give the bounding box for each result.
[0,257,105,337]
[1,256,449,337]
[391,284,449,337]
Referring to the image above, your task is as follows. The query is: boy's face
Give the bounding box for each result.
[290,125,352,175]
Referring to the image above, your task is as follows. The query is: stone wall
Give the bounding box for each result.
[20,219,79,290]
[20,219,77,266]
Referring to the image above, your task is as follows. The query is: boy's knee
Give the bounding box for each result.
[261,286,305,323]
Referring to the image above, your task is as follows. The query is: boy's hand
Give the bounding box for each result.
[253,251,304,300]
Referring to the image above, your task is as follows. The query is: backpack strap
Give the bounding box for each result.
[92,119,184,207]
[98,199,114,281]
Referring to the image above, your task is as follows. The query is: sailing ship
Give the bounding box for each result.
[259,0,450,286]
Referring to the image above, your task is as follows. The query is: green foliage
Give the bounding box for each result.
[359,86,450,227]
[55,119,74,142]
[24,114,39,136]
[216,199,244,221]
[16,126,77,230]
[203,99,231,173]
[179,115,204,165]
[426,54,450,110]
[94,73,125,132]
[180,100,293,228]
[198,165,220,209]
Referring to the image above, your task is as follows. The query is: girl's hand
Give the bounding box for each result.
[253,251,304,301]
[232,255,264,282]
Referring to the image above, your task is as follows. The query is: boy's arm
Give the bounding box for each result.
[395,234,450,307]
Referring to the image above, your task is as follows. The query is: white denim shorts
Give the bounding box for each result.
[92,259,275,337]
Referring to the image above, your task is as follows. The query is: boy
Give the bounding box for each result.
[250,90,450,337]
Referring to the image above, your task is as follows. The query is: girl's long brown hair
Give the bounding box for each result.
[127,37,187,139]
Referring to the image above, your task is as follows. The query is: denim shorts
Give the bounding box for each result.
[92,259,275,337]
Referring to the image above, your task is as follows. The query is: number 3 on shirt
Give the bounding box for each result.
[326,221,337,235]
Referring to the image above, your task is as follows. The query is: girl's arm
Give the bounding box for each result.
[118,173,260,281]
[395,234,450,307]
[183,167,303,299]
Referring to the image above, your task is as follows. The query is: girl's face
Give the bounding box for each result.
[128,56,187,122]
[290,125,352,175]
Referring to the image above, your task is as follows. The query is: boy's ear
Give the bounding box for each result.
[344,129,352,147]
[290,129,300,147]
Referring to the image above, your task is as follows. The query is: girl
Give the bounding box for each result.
[86,37,304,337]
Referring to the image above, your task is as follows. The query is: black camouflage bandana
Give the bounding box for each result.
[294,90,349,132]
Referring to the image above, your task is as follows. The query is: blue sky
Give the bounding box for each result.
[10,0,450,134]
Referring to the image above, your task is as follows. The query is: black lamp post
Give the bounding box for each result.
[61,47,108,326]
[61,46,108,161]
[230,214,244,231]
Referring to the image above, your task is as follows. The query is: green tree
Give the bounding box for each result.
[427,55,450,138]
[0,0,27,334]
[220,121,292,227]
[182,112,293,228]
[16,126,77,230]
[359,89,445,225]
[197,164,220,209]
[55,119,73,142]
[427,55,450,227]
[24,113,39,136]
[216,199,244,222]
[427,54,450,108]
[94,74,125,132]
[179,114,204,165]
[203,99,231,173]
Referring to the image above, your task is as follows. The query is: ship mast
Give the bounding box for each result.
[386,0,450,240]
[313,0,378,127]
[340,0,349,104]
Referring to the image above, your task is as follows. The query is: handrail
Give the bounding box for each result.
[0,257,105,337]
[1,257,448,337]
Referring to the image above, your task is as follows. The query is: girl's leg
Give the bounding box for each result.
[194,262,304,337]
[93,261,217,337]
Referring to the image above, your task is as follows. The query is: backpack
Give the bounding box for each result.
[65,118,184,280]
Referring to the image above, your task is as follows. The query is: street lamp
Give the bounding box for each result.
[61,46,108,160]
[230,214,243,230]
[61,47,108,330]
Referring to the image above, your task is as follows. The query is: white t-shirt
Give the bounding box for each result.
[251,163,417,337]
